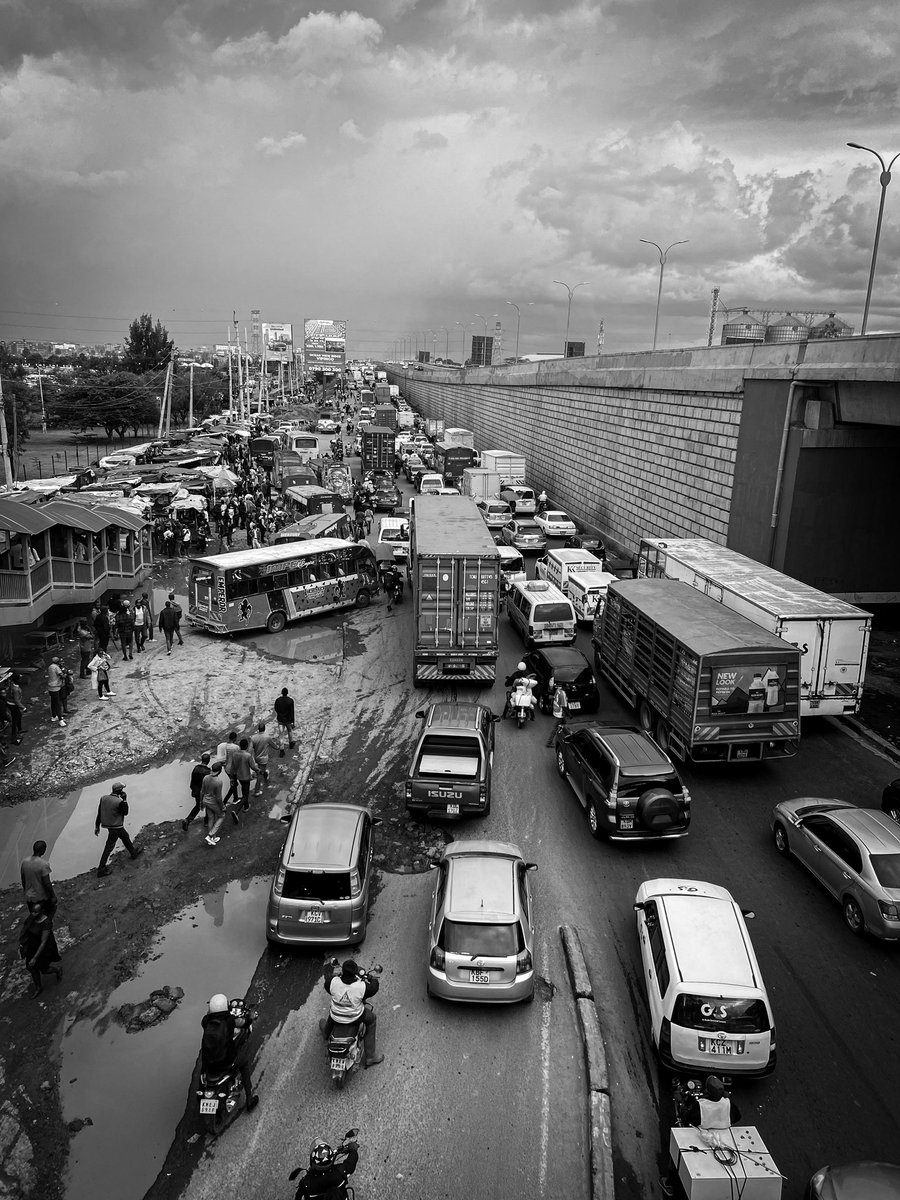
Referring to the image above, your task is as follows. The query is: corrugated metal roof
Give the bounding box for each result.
[0,496,57,535]
[39,501,110,532]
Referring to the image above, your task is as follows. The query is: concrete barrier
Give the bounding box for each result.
[560,924,615,1200]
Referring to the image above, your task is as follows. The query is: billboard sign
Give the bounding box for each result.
[710,664,786,715]
[262,322,293,363]
[304,319,347,369]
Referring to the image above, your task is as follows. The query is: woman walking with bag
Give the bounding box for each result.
[19,902,63,997]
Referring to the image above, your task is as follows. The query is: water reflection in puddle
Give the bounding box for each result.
[0,760,292,890]
[246,626,343,663]
[61,878,269,1200]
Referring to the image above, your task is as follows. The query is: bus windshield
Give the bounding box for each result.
[188,539,378,635]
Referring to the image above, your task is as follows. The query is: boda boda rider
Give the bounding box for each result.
[200,993,259,1112]
[318,959,383,1068]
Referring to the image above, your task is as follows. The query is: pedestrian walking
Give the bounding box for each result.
[233,738,259,811]
[20,840,57,915]
[383,565,399,612]
[88,649,114,699]
[132,598,148,652]
[6,674,25,744]
[273,688,295,756]
[158,601,179,653]
[76,621,95,678]
[546,684,570,747]
[220,731,242,803]
[141,591,155,642]
[168,592,184,645]
[118,599,135,660]
[250,722,273,795]
[163,526,175,557]
[94,605,111,653]
[47,658,67,728]
[363,505,374,534]
[182,752,212,830]
[18,903,62,998]
[95,782,143,877]
[201,763,229,846]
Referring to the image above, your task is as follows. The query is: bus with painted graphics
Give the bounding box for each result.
[187,539,379,635]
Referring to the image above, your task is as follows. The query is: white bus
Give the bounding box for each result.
[637,538,871,716]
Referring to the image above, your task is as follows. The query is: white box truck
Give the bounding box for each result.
[462,468,502,503]
[443,427,475,449]
[637,537,871,717]
[480,450,526,484]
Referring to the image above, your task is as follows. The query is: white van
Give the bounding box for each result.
[378,515,410,562]
[567,569,618,623]
[506,579,576,647]
[536,548,605,594]
[634,878,776,1077]
[497,546,527,592]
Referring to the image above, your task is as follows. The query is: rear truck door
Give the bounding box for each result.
[818,616,869,710]
[777,617,822,706]
[458,556,499,657]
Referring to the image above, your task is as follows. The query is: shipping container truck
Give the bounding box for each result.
[443,427,475,449]
[410,494,501,685]
[361,425,395,474]
[359,389,375,408]
[480,450,526,484]
[389,385,400,399]
[594,579,802,764]
[374,384,392,403]
[376,370,388,383]
[637,538,871,717]
[433,442,478,484]
[461,468,502,503]
[375,404,397,431]
[425,417,445,439]
[396,409,416,429]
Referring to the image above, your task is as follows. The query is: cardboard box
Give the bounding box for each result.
[669,1126,782,1200]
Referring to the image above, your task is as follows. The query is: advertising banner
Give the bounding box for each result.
[262,322,294,363]
[304,319,347,368]
[710,664,786,715]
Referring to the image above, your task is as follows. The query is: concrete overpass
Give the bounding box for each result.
[388,334,900,604]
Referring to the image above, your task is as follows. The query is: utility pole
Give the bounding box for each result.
[188,362,194,429]
[0,372,13,489]
[235,313,244,420]
[164,357,174,437]
[708,287,720,347]
[38,373,47,432]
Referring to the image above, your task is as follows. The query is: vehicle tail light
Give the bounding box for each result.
[878,900,900,921]
[682,785,692,806]
[605,786,618,809]
[479,783,487,806]
[405,782,412,800]
[272,865,285,897]
[430,947,445,970]
[516,950,533,974]
[350,869,361,899]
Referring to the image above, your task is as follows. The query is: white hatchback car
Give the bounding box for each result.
[534,510,577,537]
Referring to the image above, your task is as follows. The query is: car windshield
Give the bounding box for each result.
[502,554,524,572]
[869,853,900,887]
[380,528,407,542]
[282,870,351,901]
[553,663,594,685]
[672,994,770,1034]
[418,736,481,779]
[533,603,572,622]
[547,512,569,521]
[516,523,539,532]
[441,920,523,957]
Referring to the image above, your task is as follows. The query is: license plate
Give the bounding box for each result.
[470,970,490,984]
[199,1099,219,1114]
[330,1057,346,1072]
[620,816,634,830]
[706,1041,733,1055]
[809,699,820,709]
[568,701,581,711]
[447,804,460,815]
[735,748,749,760]
[298,910,327,923]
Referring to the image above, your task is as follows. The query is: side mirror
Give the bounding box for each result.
[372,817,383,827]
[633,902,646,912]
[525,862,538,872]
[491,713,502,723]
[415,709,426,719]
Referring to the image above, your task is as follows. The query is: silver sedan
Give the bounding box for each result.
[772,798,900,940]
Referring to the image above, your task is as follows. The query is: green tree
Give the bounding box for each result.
[48,373,160,440]
[122,313,175,374]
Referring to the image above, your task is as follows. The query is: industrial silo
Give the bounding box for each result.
[721,309,767,344]
[809,313,854,339]
[764,313,810,343]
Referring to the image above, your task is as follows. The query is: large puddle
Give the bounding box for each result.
[0,759,293,890]
[61,878,269,1200]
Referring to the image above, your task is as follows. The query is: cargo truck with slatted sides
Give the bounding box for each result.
[637,537,871,717]
[409,494,501,686]
[593,579,802,764]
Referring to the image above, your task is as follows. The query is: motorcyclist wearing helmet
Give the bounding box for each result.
[318,959,383,1068]
[289,1131,359,1199]
[504,662,536,721]
[200,994,259,1112]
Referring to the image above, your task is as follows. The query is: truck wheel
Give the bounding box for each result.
[655,719,671,754]
[355,589,371,609]
[266,611,287,634]
[638,701,654,733]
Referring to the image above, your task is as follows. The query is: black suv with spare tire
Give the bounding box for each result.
[554,724,690,841]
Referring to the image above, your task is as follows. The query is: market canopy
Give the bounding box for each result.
[38,500,111,533]
[0,496,57,535]
[196,465,240,489]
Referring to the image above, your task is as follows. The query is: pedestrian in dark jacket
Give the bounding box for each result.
[140,592,154,641]
[167,592,184,645]
[118,601,135,660]
[273,688,295,755]
[158,602,179,653]
[76,621,95,677]
[182,752,212,830]
[19,903,62,997]
[95,782,143,877]
[94,606,111,653]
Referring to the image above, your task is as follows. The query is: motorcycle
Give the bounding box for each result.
[289,1129,360,1199]
[510,677,538,728]
[672,1075,733,1127]
[325,967,382,1090]
[196,998,256,1135]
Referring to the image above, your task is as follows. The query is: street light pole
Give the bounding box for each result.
[847,142,900,335]
[552,281,588,358]
[455,321,468,363]
[505,301,521,361]
[639,238,688,351]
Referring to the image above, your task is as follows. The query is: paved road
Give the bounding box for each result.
[170,462,899,1200]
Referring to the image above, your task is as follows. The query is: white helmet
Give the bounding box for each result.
[208,993,228,1014]
[517,662,527,672]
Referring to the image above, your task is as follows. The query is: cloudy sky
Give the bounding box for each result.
[1,0,898,357]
